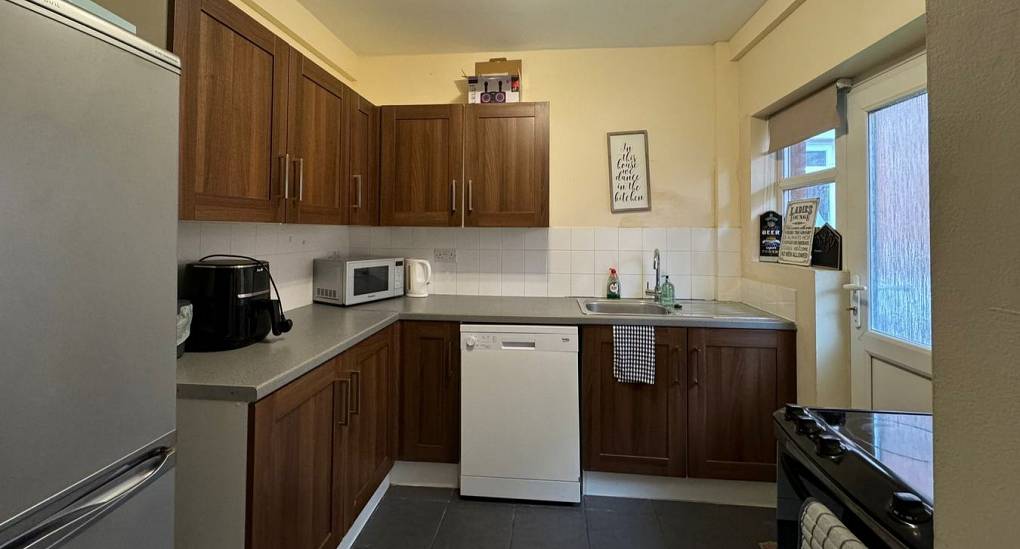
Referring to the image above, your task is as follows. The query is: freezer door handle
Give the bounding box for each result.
[0,447,175,549]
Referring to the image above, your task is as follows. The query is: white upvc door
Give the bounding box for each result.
[845,53,933,413]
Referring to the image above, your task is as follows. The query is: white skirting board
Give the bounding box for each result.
[387,461,776,508]
[337,474,391,549]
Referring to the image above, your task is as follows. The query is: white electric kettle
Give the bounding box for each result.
[405,258,432,297]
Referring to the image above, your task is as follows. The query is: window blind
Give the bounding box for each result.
[767,83,845,153]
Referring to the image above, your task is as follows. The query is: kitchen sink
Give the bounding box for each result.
[578,299,673,316]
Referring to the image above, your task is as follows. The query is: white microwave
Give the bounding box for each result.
[313,256,405,306]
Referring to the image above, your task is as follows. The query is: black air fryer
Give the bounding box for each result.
[183,257,292,352]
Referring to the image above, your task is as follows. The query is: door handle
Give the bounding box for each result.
[0,447,175,549]
[843,274,866,329]
[445,341,455,385]
[354,174,363,208]
[280,153,290,199]
[295,157,305,202]
[336,379,350,426]
[349,371,361,415]
[468,180,473,212]
[451,180,457,213]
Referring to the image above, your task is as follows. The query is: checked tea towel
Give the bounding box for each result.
[612,325,656,384]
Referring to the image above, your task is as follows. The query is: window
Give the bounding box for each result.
[778,129,838,227]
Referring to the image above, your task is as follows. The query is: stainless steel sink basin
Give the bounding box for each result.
[578,299,672,316]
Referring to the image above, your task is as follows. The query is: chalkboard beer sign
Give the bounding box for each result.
[759,210,782,262]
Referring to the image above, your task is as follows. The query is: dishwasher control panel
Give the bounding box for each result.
[460,325,577,353]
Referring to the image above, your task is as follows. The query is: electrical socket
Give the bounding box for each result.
[434,248,457,263]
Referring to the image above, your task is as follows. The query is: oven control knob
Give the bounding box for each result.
[815,435,844,457]
[784,404,804,421]
[465,336,477,349]
[795,417,823,436]
[889,492,932,524]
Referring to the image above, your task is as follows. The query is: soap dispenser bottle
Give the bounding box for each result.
[607,268,621,299]
[659,275,675,307]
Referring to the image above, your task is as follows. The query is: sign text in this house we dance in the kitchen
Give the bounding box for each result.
[608,130,651,213]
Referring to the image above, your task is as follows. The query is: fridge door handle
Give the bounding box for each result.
[0,447,175,549]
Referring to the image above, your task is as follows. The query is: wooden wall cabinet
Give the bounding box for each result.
[380,105,463,227]
[380,103,550,227]
[287,51,349,225]
[582,326,686,477]
[398,321,460,462]
[175,0,351,225]
[348,92,380,225]
[174,0,290,223]
[687,328,796,482]
[464,103,549,227]
[581,326,795,482]
[249,325,396,548]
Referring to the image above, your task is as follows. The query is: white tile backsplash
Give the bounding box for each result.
[179,224,755,302]
[178,221,348,311]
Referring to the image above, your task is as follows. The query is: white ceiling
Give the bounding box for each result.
[298,0,767,55]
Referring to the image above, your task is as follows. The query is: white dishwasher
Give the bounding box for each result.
[460,324,581,502]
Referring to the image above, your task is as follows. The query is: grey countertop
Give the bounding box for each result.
[177,296,793,403]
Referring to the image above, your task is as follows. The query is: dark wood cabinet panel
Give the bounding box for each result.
[398,321,460,462]
[380,105,463,226]
[339,326,395,530]
[287,51,348,225]
[174,0,289,222]
[349,93,380,225]
[582,326,686,476]
[464,103,549,227]
[250,358,343,549]
[687,328,796,482]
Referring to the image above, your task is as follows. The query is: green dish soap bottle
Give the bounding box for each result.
[607,268,621,299]
[659,275,675,307]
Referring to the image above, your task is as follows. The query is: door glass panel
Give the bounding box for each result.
[868,93,931,347]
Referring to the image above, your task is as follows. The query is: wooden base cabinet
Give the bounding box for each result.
[687,328,796,482]
[581,326,795,483]
[398,321,460,462]
[582,326,686,477]
[249,325,396,549]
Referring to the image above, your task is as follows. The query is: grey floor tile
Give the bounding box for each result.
[587,509,666,549]
[432,501,514,549]
[352,498,448,549]
[386,485,456,502]
[584,496,655,515]
[654,500,776,549]
[510,505,589,549]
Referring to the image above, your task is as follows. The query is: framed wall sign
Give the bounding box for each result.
[607,130,651,213]
[778,198,819,266]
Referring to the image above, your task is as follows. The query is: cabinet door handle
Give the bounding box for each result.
[689,348,700,387]
[468,180,473,212]
[335,379,350,426]
[451,180,457,212]
[295,157,305,202]
[280,153,291,199]
[353,174,363,208]
[350,371,361,415]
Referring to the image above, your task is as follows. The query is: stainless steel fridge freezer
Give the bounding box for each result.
[0,1,179,547]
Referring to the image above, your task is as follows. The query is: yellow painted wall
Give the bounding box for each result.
[357,47,719,228]
[737,0,926,116]
[228,0,360,85]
